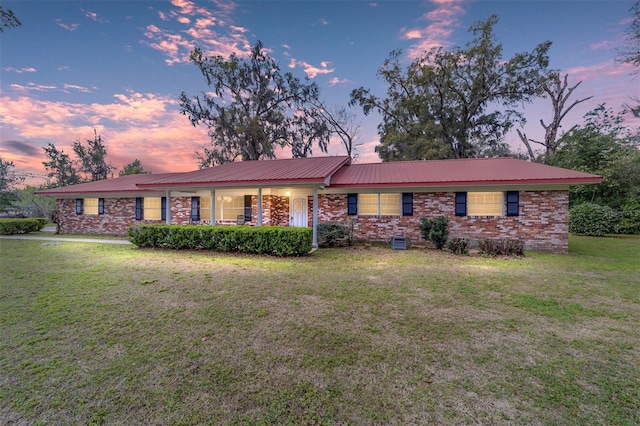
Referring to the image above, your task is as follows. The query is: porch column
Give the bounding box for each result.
[312,186,319,248]
[165,190,171,224]
[257,187,263,226]
[210,189,216,225]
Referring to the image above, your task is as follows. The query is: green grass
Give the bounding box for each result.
[1,235,639,424]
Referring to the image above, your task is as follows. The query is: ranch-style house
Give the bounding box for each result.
[38,156,602,253]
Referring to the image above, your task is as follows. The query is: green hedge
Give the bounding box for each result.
[0,218,48,235]
[127,224,313,256]
[569,203,621,236]
[317,221,351,248]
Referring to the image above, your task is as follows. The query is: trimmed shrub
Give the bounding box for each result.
[127,224,312,256]
[447,238,469,255]
[569,203,621,236]
[0,218,48,235]
[620,197,640,235]
[317,221,350,248]
[419,216,449,250]
[479,239,525,257]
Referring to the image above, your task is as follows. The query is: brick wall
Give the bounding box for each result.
[57,196,195,236]
[316,191,569,253]
[57,190,569,252]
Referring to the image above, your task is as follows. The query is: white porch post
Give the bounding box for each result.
[210,189,216,225]
[257,187,263,226]
[165,190,171,224]
[312,186,319,248]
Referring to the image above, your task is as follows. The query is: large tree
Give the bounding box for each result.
[350,15,551,161]
[0,155,24,211]
[549,105,640,210]
[517,72,592,162]
[73,130,115,182]
[179,41,330,168]
[619,0,640,71]
[42,143,81,188]
[119,159,149,176]
[313,103,362,161]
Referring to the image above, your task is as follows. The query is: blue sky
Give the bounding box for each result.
[1,0,638,185]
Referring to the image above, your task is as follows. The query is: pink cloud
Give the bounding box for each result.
[288,58,335,79]
[0,93,210,180]
[10,82,57,92]
[328,77,350,86]
[142,0,250,64]
[56,20,79,31]
[63,84,92,93]
[591,37,624,51]
[402,0,466,59]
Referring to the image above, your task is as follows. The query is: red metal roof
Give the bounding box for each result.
[137,156,351,188]
[38,157,601,196]
[36,173,182,195]
[328,157,602,188]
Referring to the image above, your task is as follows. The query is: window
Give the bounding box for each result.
[402,193,413,216]
[380,194,401,215]
[135,198,143,220]
[191,197,200,221]
[84,198,99,215]
[347,194,358,215]
[506,191,519,216]
[244,195,252,222]
[215,195,245,221]
[468,192,503,216]
[356,193,401,216]
[358,194,379,215]
[75,199,83,215]
[201,197,211,221]
[455,192,467,216]
[144,197,163,220]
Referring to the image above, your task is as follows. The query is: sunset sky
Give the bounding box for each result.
[1,0,638,186]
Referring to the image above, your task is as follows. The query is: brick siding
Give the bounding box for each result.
[316,191,569,253]
[56,190,569,252]
[57,196,195,236]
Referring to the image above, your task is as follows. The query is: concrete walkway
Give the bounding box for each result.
[0,234,132,245]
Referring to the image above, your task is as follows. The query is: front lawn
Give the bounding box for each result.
[1,236,638,424]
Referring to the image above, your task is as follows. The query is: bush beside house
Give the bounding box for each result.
[127,224,312,256]
[0,218,48,235]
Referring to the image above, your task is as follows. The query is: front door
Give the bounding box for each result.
[290,197,308,227]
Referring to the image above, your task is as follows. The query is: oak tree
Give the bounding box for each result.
[350,15,551,161]
[179,41,330,167]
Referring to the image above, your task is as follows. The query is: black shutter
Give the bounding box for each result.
[402,193,413,216]
[244,195,252,222]
[455,192,467,217]
[135,197,143,220]
[347,193,358,215]
[75,199,83,215]
[506,191,519,216]
[98,198,105,215]
[191,196,200,221]
[161,197,167,221]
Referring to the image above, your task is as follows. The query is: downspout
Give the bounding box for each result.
[312,186,319,248]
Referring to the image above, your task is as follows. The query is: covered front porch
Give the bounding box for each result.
[160,186,322,248]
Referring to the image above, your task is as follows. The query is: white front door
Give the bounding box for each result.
[290,197,308,227]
